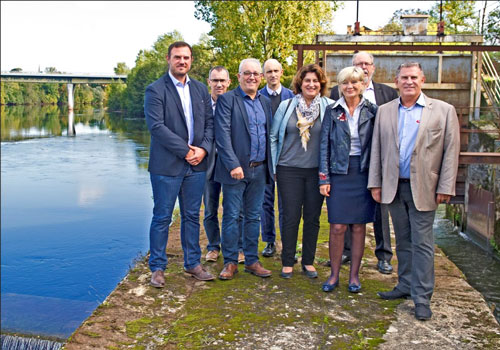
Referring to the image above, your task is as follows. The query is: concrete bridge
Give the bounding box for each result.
[0,72,127,110]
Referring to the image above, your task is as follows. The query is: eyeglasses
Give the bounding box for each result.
[240,71,262,77]
[354,62,373,67]
[210,79,228,83]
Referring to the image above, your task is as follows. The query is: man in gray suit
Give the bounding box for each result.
[330,51,398,274]
[368,62,460,320]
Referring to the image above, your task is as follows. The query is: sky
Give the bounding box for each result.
[1,1,493,74]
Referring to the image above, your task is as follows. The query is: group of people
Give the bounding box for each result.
[144,41,460,321]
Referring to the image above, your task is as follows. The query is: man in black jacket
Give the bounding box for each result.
[329,51,398,274]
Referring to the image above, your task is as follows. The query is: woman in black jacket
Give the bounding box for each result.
[318,66,377,293]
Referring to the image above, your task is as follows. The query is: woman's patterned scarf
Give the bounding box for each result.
[296,93,321,151]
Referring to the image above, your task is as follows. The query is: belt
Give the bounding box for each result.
[249,161,264,167]
[398,178,410,183]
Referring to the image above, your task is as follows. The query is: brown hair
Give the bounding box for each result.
[292,64,328,96]
[167,41,192,58]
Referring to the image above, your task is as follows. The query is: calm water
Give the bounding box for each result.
[1,105,153,338]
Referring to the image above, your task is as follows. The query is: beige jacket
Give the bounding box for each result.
[367,94,460,211]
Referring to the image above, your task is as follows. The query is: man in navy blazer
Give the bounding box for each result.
[144,41,215,287]
[258,59,295,258]
[329,52,398,274]
[215,58,274,280]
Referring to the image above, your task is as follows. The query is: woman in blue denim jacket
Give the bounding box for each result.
[270,64,333,279]
[318,66,377,293]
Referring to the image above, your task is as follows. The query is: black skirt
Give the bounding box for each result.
[326,156,375,224]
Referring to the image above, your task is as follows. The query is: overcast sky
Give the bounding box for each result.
[1,1,491,74]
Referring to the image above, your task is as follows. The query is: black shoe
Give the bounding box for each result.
[325,254,350,267]
[377,288,410,300]
[377,260,393,274]
[341,254,350,265]
[301,265,318,279]
[262,242,276,257]
[415,303,432,320]
[280,270,293,279]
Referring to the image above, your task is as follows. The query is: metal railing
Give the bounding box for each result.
[481,52,500,120]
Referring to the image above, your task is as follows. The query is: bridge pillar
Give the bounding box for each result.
[67,83,74,111]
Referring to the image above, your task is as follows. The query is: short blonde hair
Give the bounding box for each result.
[337,66,367,98]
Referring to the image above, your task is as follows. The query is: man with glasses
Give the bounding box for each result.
[330,51,398,275]
[214,58,274,280]
[258,59,295,258]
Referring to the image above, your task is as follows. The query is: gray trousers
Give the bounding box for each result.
[387,182,436,305]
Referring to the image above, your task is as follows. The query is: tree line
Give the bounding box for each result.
[2,0,498,115]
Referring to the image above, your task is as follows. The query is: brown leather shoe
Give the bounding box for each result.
[244,261,271,278]
[184,264,215,281]
[219,263,238,280]
[150,270,165,288]
[238,251,245,264]
[205,250,219,262]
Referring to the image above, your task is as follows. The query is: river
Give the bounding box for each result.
[1,105,153,339]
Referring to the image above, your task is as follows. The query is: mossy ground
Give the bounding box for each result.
[63,202,500,349]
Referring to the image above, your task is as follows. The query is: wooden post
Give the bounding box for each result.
[297,45,304,70]
[474,52,483,120]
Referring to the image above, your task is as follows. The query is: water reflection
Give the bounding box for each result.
[1,106,153,338]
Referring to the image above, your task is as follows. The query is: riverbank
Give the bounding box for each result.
[63,207,500,349]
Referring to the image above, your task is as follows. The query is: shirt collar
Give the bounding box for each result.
[332,96,366,110]
[168,70,190,86]
[366,81,374,91]
[399,93,426,109]
[266,84,282,96]
[238,85,261,99]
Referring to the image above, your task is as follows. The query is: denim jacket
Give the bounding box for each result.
[318,99,378,185]
[270,95,334,175]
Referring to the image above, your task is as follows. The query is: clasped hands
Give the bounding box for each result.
[185,145,206,166]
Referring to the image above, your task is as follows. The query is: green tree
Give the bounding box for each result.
[194,0,340,87]
[114,62,131,75]
[429,0,478,34]
[484,4,500,44]
[44,67,60,73]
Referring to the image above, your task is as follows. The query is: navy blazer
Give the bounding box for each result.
[214,88,274,185]
[144,72,213,176]
[329,81,398,106]
[259,85,295,110]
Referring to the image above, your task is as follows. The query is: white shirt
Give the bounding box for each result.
[333,97,365,156]
[363,80,376,104]
[169,70,194,144]
[266,84,282,96]
[211,97,216,114]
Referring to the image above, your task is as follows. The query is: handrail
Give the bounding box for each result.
[481,52,500,113]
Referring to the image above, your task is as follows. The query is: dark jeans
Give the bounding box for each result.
[203,179,243,252]
[221,165,266,265]
[149,166,206,271]
[276,166,324,267]
[260,182,283,243]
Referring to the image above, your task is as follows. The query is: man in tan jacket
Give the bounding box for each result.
[368,62,460,321]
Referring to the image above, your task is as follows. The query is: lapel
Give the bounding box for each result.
[358,101,373,127]
[389,99,400,148]
[164,73,187,122]
[332,105,350,137]
[259,94,272,133]
[234,89,251,135]
[373,82,383,105]
[414,94,432,151]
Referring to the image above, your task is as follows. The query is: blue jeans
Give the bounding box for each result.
[260,182,283,243]
[221,165,266,265]
[203,179,244,252]
[149,165,206,271]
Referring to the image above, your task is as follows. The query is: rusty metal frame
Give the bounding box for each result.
[293,44,500,69]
